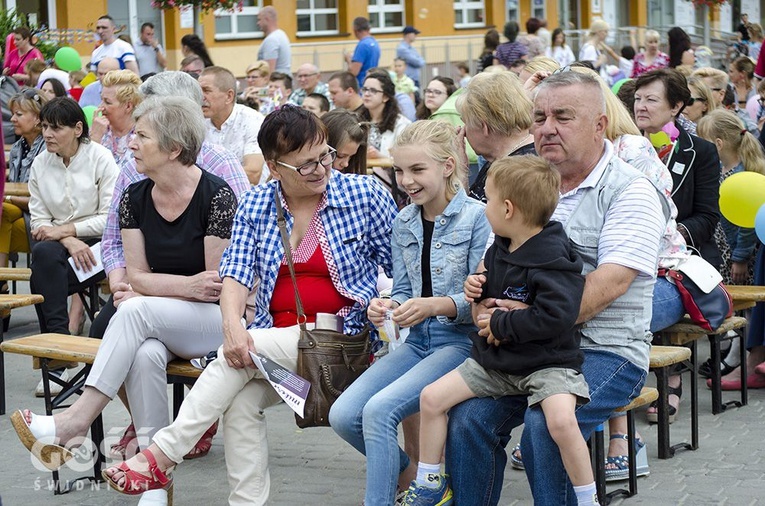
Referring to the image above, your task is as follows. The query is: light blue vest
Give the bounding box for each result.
[563,156,669,371]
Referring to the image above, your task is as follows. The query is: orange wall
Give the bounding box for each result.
[55,0,107,65]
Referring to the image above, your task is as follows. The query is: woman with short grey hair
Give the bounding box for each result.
[11,95,238,506]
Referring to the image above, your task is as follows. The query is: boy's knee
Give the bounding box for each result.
[545,411,579,441]
[419,383,441,416]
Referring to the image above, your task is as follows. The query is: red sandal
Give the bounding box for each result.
[110,423,139,460]
[183,420,218,460]
[102,448,173,495]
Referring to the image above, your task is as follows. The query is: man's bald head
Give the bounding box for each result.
[97,57,121,80]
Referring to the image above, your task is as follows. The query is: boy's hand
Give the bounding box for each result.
[464,273,486,302]
[393,298,433,328]
[477,313,501,346]
[367,298,394,327]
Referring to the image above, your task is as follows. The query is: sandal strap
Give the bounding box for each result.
[143,449,172,486]
[609,433,628,441]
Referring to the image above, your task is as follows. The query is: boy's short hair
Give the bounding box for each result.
[621,45,636,60]
[487,155,560,227]
[306,93,330,112]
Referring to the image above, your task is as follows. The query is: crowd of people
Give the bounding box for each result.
[3,9,765,506]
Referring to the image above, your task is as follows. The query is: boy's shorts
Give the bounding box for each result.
[457,357,590,407]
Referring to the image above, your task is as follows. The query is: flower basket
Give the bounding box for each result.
[690,0,728,7]
[151,0,243,14]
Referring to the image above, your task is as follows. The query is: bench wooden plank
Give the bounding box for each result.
[615,386,658,412]
[1,334,201,378]
[660,316,747,338]
[0,267,32,282]
[725,285,765,302]
[0,293,42,310]
[649,345,691,368]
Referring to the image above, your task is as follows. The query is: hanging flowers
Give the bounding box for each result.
[689,0,728,7]
[151,0,244,14]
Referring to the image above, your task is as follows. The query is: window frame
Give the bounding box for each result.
[453,0,485,29]
[214,1,263,41]
[296,0,340,37]
[368,0,406,34]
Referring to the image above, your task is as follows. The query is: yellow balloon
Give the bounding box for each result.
[719,171,765,228]
[649,132,670,149]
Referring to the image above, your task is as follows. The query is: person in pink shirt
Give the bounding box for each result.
[2,28,44,86]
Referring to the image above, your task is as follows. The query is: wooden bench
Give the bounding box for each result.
[0,334,202,494]
[659,316,748,416]
[592,387,659,505]
[649,345,692,460]
[0,294,45,415]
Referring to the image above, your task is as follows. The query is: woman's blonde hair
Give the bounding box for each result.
[644,29,660,43]
[390,121,464,200]
[524,55,560,75]
[101,69,143,106]
[686,76,717,117]
[697,109,765,175]
[569,66,639,139]
[456,71,532,136]
[246,60,270,78]
[588,20,609,38]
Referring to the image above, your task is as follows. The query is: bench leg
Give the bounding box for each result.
[708,333,724,414]
[591,423,607,505]
[655,365,671,459]
[0,327,5,415]
[690,341,699,451]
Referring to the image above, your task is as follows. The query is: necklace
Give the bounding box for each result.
[507,133,533,156]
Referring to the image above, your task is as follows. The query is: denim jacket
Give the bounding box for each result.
[390,188,490,327]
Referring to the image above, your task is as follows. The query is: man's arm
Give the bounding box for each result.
[397,44,425,69]
[576,263,638,324]
[155,46,167,69]
[242,154,264,185]
[347,61,362,77]
[124,60,139,75]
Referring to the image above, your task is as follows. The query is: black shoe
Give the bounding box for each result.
[699,357,738,379]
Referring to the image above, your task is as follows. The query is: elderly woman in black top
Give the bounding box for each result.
[12,95,237,506]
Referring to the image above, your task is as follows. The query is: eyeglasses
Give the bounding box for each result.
[688,97,707,105]
[296,72,318,79]
[552,64,573,75]
[17,88,42,103]
[277,148,337,175]
[360,87,383,95]
[423,88,445,96]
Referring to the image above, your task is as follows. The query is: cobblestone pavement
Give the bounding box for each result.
[1,299,764,505]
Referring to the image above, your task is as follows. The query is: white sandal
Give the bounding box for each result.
[10,410,73,471]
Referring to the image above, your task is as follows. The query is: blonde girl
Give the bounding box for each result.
[698,109,763,285]
[330,121,490,506]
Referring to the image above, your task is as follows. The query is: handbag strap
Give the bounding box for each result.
[273,189,308,331]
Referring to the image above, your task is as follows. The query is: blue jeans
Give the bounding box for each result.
[650,276,685,333]
[747,246,765,349]
[445,349,647,506]
[329,317,472,505]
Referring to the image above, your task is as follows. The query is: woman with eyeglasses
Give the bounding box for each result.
[634,68,721,424]
[416,76,456,120]
[240,60,271,108]
[2,27,44,86]
[360,69,412,158]
[12,96,239,506]
[0,89,48,280]
[95,106,396,504]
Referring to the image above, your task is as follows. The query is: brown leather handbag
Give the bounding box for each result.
[274,191,371,428]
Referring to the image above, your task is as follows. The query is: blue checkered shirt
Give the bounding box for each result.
[220,171,396,337]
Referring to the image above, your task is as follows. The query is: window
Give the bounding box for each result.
[368,0,405,33]
[532,0,546,20]
[296,0,339,36]
[454,0,484,29]
[214,0,263,40]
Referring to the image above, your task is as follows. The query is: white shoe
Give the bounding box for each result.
[35,369,69,397]
[138,489,168,505]
[10,410,73,470]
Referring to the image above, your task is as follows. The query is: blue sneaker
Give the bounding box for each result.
[403,476,453,506]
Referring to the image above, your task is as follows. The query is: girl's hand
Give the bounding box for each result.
[464,273,486,302]
[367,297,394,327]
[731,261,748,285]
[392,298,433,328]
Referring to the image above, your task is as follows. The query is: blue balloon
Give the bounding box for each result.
[755,203,765,244]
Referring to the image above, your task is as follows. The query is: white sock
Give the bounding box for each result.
[415,462,442,488]
[725,333,741,367]
[573,482,599,505]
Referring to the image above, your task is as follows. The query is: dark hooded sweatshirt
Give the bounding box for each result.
[471,221,585,376]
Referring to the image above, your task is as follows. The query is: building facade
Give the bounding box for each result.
[3,0,763,77]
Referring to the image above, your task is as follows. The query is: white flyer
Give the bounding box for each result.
[67,242,104,283]
[249,351,310,418]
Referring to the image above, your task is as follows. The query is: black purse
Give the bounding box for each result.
[273,191,371,428]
